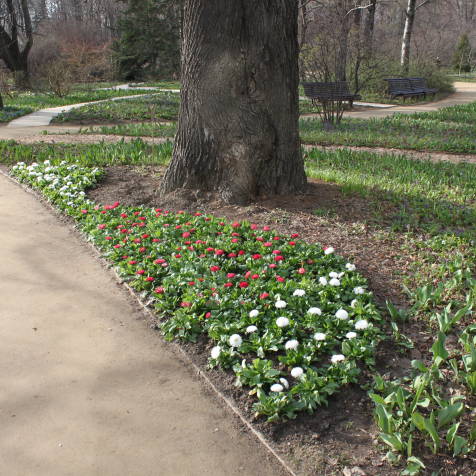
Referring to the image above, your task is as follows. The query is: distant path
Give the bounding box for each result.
[0,171,287,476]
[6,92,160,128]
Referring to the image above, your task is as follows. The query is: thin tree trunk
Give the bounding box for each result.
[335,0,351,81]
[363,0,377,58]
[401,0,416,74]
[160,0,306,205]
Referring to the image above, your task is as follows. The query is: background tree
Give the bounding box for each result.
[160,0,306,205]
[453,33,473,72]
[114,0,181,80]
[0,0,34,88]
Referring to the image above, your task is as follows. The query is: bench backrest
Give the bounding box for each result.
[408,77,428,89]
[303,81,352,98]
[385,78,413,92]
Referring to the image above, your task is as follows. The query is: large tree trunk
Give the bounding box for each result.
[401,0,416,74]
[335,0,351,81]
[160,0,306,205]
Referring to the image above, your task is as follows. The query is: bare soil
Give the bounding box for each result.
[87,165,476,476]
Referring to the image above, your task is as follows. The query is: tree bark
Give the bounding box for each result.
[160,0,306,205]
[363,0,377,58]
[401,0,416,73]
[335,0,351,81]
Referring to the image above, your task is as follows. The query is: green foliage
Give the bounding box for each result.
[114,0,181,80]
[0,105,32,122]
[453,34,473,73]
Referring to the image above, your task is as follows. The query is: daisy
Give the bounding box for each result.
[291,367,304,379]
[211,346,221,359]
[276,316,290,328]
[308,307,322,315]
[319,277,328,286]
[275,299,287,309]
[246,325,258,334]
[314,332,326,341]
[346,332,357,339]
[353,286,365,295]
[285,339,299,351]
[355,319,369,330]
[331,354,345,364]
[346,263,356,271]
[270,383,284,393]
[293,289,306,297]
[335,309,349,320]
[249,309,259,318]
[329,278,340,286]
[229,334,243,348]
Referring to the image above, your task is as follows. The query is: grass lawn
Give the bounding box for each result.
[52,92,180,124]
[0,106,34,123]
[128,80,181,89]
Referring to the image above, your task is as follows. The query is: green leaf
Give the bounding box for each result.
[380,432,404,452]
[431,332,448,366]
[411,360,428,373]
[369,392,386,405]
[411,412,426,431]
[437,402,464,429]
[453,435,468,457]
[446,422,460,445]
[407,456,425,469]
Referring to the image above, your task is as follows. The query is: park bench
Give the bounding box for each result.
[385,78,438,100]
[302,81,361,108]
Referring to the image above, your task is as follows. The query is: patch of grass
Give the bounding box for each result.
[4,88,151,112]
[300,102,476,154]
[79,122,177,138]
[0,106,33,122]
[0,139,173,166]
[52,92,179,124]
[128,80,181,89]
[304,148,476,234]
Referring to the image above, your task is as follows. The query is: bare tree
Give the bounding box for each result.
[160,0,306,205]
[0,0,34,88]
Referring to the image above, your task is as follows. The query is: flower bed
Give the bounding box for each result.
[11,160,383,421]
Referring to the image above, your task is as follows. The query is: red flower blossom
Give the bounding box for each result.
[273,236,280,241]
[252,254,262,260]
[291,233,299,238]
[182,231,191,238]
[174,254,182,258]
[97,224,106,230]
[272,250,281,255]
[238,250,245,256]
[152,238,160,243]
[256,237,264,242]
[206,247,214,253]
[251,274,259,280]
[142,234,149,239]
[228,252,237,258]
[215,249,225,256]
[113,244,121,249]
[81,209,88,214]
[239,281,249,288]
[139,247,146,253]
[232,222,240,228]
[210,265,220,272]
[188,281,195,286]
[289,241,296,246]
[154,258,165,264]
[205,311,211,318]
[145,277,154,282]
[129,260,137,265]
[231,238,239,243]
[274,255,284,261]
[298,267,306,274]
[263,242,272,247]
[136,270,145,275]
[263,226,270,231]
[250,224,258,230]
[105,236,112,241]
[269,263,277,269]
[180,302,191,307]
[224,282,233,288]
[276,276,285,282]
[260,292,269,299]
[227,273,236,278]
[120,213,127,218]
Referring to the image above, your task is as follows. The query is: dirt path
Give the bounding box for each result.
[0,172,286,476]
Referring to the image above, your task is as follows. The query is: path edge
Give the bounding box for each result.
[0,167,298,476]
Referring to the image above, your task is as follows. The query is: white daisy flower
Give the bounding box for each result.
[319,277,328,286]
[249,309,259,318]
[346,263,356,271]
[329,278,340,286]
[246,325,258,334]
[285,339,299,351]
[314,332,326,341]
[350,299,358,308]
[270,383,284,393]
[324,247,335,255]
[291,367,304,379]
[346,332,357,339]
[293,289,306,297]
[353,286,365,295]
[331,354,345,364]
[279,378,290,389]
[275,299,287,309]
[308,307,322,315]
[211,346,221,359]
[335,309,349,320]
[355,319,369,330]
[329,272,339,278]
[229,334,243,348]
[276,316,290,328]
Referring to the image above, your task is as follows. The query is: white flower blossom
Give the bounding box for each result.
[319,277,328,286]
[351,299,358,308]
[285,339,299,351]
[246,325,258,334]
[329,272,339,278]
[211,346,221,359]
[314,332,326,341]
[329,278,341,286]
[291,367,304,379]
[331,354,345,364]
[335,309,349,320]
[249,309,259,318]
[276,316,290,328]
[270,383,284,393]
[324,247,335,255]
[293,289,306,297]
[346,331,357,339]
[353,286,365,295]
[346,263,356,271]
[355,319,369,330]
[280,378,289,389]
[308,307,322,315]
[229,334,243,348]
[275,299,287,309]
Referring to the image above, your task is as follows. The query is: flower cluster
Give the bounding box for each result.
[11,160,383,422]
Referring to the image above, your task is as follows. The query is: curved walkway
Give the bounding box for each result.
[0,172,286,476]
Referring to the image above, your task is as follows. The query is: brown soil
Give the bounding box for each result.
[87,166,476,476]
